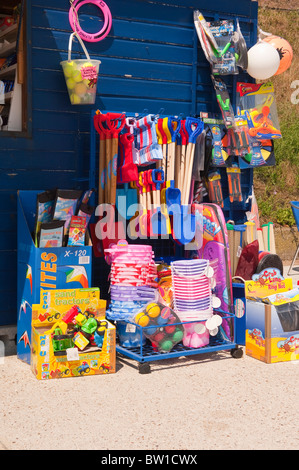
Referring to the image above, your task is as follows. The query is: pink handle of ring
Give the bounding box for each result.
[69,0,112,43]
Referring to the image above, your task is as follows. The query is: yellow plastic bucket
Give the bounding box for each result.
[61,33,101,105]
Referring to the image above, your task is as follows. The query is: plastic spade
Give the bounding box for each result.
[150,169,169,235]
[178,120,189,193]
[156,118,168,174]
[165,117,182,207]
[182,117,204,205]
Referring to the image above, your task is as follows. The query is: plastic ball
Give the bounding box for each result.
[189,333,203,348]
[144,326,157,337]
[146,303,160,318]
[63,62,74,78]
[172,329,184,343]
[152,330,164,343]
[160,307,171,320]
[246,41,280,80]
[135,312,149,327]
[72,69,82,82]
[157,315,168,326]
[75,83,87,96]
[66,78,76,90]
[263,35,293,75]
[182,334,191,347]
[70,93,81,104]
[165,324,176,335]
[160,340,173,352]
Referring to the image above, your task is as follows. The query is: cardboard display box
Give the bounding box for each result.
[30,288,116,379]
[17,190,93,365]
[246,292,299,364]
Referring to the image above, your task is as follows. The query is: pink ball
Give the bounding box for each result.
[183,333,191,347]
[190,332,209,348]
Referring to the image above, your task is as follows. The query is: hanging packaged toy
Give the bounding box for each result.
[194,10,219,65]
[207,20,238,75]
[209,123,229,166]
[226,165,242,203]
[236,82,282,140]
[207,171,224,207]
[194,12,247,75]
[211,75,236,129]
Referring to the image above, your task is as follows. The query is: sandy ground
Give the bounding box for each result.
[1,264,299,451]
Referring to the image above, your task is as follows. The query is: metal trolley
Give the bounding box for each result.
[115,310,244,374]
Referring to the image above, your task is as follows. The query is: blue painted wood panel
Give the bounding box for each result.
[0,0,258,325]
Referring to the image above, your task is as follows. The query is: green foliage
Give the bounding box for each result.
[253,8,299,226]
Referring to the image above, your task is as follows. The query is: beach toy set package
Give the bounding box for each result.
[30,288,116,380]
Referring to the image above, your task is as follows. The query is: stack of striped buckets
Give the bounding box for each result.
[105,241,158,348]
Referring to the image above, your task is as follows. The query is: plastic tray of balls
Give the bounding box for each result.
[115,304,243,373]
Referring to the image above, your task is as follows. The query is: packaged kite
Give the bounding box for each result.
[77,203,94,226]
[39,221,65,248]
[34,189,56,244]
[53,189,82,234]
[67,215,86,247]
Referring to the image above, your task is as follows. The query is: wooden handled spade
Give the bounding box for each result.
[182,117,204,205]
[94,112,125,206]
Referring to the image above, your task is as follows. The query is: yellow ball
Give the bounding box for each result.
[146,303,160,318]
[66,78,76,90]
[135,312,149,327]
[63,62,74,77]
[75,83,87,96]
[72,69,82,82]
[70,93,81,104]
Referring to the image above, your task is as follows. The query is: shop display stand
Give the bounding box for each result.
[89,112,244,373]
[116,314,243,374]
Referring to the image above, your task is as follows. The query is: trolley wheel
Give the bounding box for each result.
[138,362,151,374]
[230,347,243,359]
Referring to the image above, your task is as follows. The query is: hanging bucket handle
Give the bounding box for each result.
[68,31,91,62]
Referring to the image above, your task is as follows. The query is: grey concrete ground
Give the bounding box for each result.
[0,263,298,451]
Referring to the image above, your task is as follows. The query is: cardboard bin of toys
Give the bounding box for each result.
[245,270,299,364]
[30,287,116,379]
[17,189,94,365]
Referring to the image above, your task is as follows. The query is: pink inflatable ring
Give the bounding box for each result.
[69,0,112,43]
